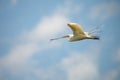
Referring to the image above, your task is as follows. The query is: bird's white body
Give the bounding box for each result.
[68,34,85,42]
[50,23,99,42]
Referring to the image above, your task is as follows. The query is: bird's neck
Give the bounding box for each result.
[68,34,74,39]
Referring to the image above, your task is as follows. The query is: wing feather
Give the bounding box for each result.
[67,23,85,36]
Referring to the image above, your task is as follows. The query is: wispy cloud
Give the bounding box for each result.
[61,53,99,80]
[0,1,83,80]
[1,0,120,80]
[26,14,69,41]
[0,13,68,75]
[89,2,120,20]
[60,45,101,80]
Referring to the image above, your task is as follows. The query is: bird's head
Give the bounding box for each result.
[63,34,73,39]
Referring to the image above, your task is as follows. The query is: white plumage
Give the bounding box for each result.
[50,23,99,42]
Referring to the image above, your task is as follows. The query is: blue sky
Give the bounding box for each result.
[0,0,120,80]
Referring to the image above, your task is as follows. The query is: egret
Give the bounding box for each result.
[50,23,99,42]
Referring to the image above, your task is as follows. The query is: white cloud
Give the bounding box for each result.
[61,52,99,80]
[89,2,120,20]
[0,43,39,75]
[26,14,69,41]
[0,13,68,75]
[53,0,83,18]
[33,66,65,80]
[0,1,84,80]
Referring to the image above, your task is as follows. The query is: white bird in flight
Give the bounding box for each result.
[50,23,99,42]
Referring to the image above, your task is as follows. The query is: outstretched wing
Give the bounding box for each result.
[67,23,85,36]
